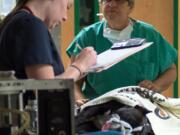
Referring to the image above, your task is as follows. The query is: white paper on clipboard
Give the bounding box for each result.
[88,42,153,72]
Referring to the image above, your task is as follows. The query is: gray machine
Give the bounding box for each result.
[0,79,75,135]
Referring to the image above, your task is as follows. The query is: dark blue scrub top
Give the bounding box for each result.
[0,11,64,79]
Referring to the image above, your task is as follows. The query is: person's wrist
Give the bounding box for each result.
[73,62,87,72]
[152,82,163,92]
[70,64,82,77]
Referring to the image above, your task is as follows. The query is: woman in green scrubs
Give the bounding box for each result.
[66,0,177,103]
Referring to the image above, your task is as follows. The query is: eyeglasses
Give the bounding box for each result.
[101,0,128,5]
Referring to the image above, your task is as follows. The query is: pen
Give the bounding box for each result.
[75,42,82,50]
[96,13,103,16]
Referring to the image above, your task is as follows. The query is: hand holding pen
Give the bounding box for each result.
[71,42,97,75]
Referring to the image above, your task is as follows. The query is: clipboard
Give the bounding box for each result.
[88,41,153,72]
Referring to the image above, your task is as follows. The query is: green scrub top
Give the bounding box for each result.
[66,20,177,99]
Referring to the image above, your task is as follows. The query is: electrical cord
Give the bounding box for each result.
[0,108,30,135]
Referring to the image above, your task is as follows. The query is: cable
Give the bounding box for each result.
[0,108,30,135]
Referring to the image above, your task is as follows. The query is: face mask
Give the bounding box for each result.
[103,20,134,43]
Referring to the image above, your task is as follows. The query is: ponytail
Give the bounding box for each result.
[0,0,29,31]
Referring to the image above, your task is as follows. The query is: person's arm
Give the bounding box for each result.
[153,64,176,91]
[25,64,55,79]
[75,79,85,100]
[69,52,88,106]
[139,64,177,92]
[26,47,97,81]
[75,78,90,106]
[25,64,83,80]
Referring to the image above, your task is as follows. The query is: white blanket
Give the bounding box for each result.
[80,86,180,135]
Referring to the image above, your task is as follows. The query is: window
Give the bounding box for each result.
[75,0,99,34]
[0,0,16,20]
